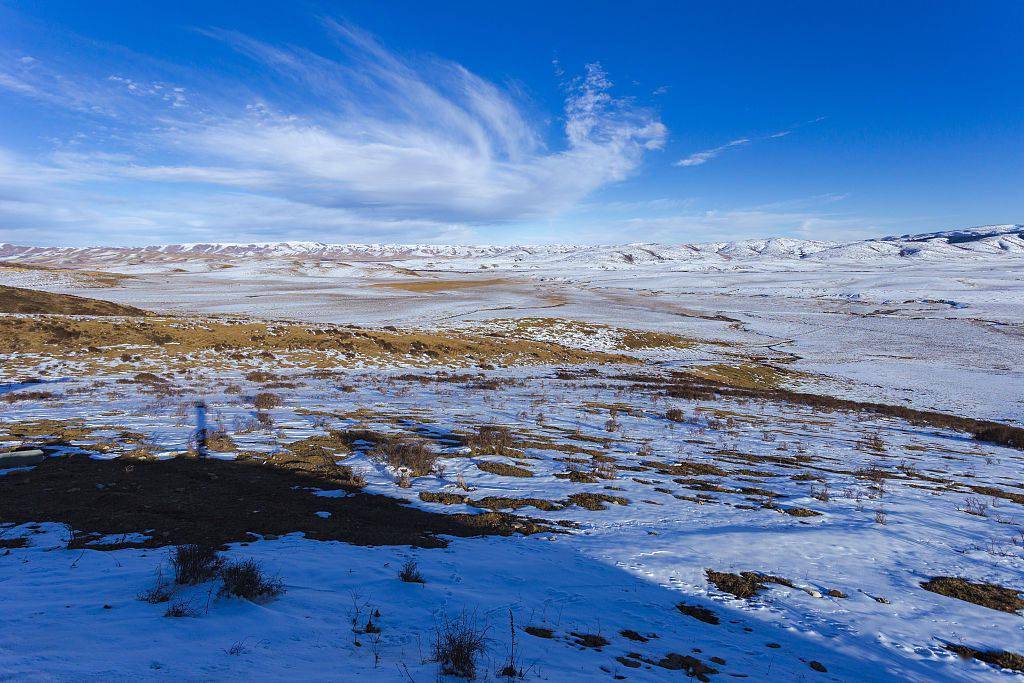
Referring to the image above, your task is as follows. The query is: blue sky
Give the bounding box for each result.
[0,1,1021,246]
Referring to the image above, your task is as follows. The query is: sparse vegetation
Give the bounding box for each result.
[468,425,518,456]
[368,438,437,478]
[433,611,489,680]
[170,544,224,585]
[665,407,686,422]
[945,644,1024,673]
[476,460,533,477]
[922,577,1024,613]
[399,559,424,584]
[705,569,793,599]
[164,599,199,618]
[218,559,285,601]
[254,392,283,410]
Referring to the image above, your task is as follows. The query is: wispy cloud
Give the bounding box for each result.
[675,116,825,168]
[675,137,750,167]
[0,19,666,245]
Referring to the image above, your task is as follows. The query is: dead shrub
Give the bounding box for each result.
[170,544,224,585]
[138,567,174,604]
[164,599,199,618]
[433,611,488,680]
[253,392,282,410]
[665,408,686,422]
[399,559,425,584]
[245,370,277,383]
[219,559,285,600]
[468,425,517,456]
[368,438,437,477]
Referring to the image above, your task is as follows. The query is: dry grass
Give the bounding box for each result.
[253,392,283,410]
[433,611,489,679]
[368,438,437,477]
[399,559,425,584]
[705,569,794,599]
[467,425,519,456]
[0,285,148,316]
[170,544,224,585]
[922,577,1024,613]
[945,644,1024,673]
[0,315,636,369]
[476,460,533,478]
[372,277,513,293]
[219,559,284,600]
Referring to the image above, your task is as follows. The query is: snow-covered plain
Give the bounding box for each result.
[2,225,1023,681]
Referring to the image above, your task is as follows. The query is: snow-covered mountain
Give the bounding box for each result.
[1,224,1021,271]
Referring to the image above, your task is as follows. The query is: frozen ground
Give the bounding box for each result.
[1,227,1023,680]
[2,361,1023,681]
[3,226,1022,422]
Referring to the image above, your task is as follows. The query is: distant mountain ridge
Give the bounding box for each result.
[1,224,1021,271]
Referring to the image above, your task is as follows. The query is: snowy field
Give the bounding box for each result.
[1,226,1023,681]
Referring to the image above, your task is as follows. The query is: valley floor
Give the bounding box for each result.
[1,254,1023,681]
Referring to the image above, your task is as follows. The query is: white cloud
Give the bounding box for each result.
[0,23,666,244]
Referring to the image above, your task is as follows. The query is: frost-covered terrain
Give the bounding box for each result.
[1,226,1023,681]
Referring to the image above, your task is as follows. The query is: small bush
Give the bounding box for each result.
[399,559,425,584]
[369,438,437,477]
[665,408,686,422]
[171,544,224,585]
[468,425,517,456]
[219,559,285,601]
[433,612,488,680]
[138,583,173,604]
[253,392,283,410]
[164,599,199,618]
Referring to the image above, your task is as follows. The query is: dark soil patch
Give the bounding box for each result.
[0,536,29,549]
[945,644,1024,673]
[705,569,794,599]
[0,455,550,549]
[922,577,1024,614]
[570,632,609,649]
[619,629,649,642]
[676,602,720,625]
[650,653,718,681]
[524,626,554,639]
